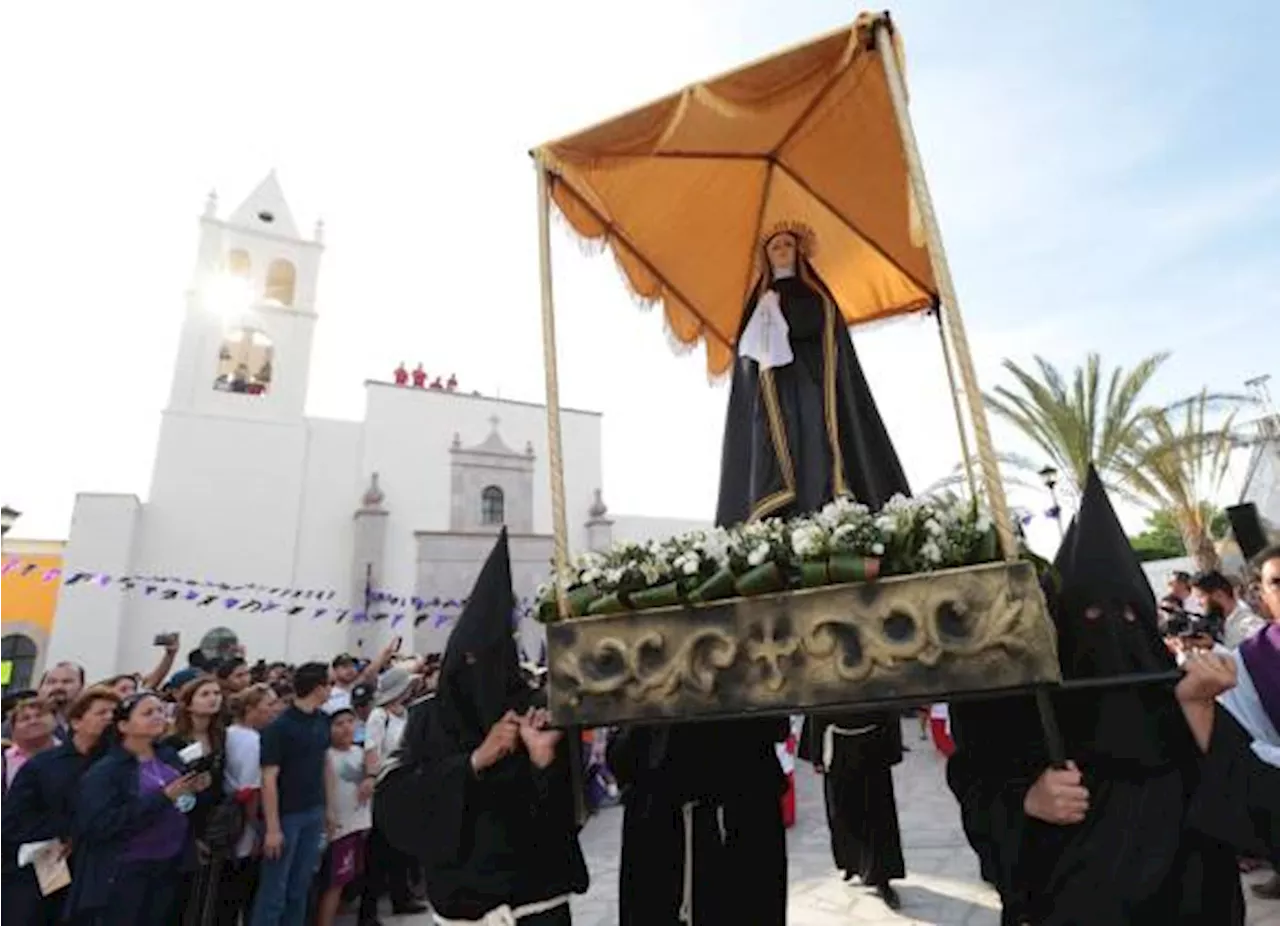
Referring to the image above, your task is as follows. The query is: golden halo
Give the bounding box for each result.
[760,220,818,260]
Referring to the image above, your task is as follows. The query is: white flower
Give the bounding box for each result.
[925,518,945,537]
[976,513,992,534]
[919,540,943,564]
[747,542,771,567]
[871,542,885,556]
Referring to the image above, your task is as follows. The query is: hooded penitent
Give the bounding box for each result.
[435,527,531,750]
[374,528,587,917]
[1050,465,1179,767]
[947,466,1245,926]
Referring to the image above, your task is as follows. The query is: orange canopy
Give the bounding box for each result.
[533,12,938,378]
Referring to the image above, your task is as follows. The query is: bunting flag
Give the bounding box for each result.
[1,556,538,627]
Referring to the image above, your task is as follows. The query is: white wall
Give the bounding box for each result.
[359,384,603,651]
[49,493,142,683]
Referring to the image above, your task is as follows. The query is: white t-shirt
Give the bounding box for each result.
[324,685,354,715]
[328,745,373,839]
[364,706,408,773]
[223,724,262,859]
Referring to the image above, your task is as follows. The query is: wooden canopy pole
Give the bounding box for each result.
[876,21,1017,561]
[935,312,979,501]
[535,167,572,618]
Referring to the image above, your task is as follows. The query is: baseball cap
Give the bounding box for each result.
[351,683,374,708]
[331,653,356,669]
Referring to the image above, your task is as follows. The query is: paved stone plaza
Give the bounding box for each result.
[362,720,1278,925]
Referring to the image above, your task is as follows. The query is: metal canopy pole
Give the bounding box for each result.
[875,20,1017,562]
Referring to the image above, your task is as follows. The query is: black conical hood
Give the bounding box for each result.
[438,529,528,745]
[1052,466,1172,679]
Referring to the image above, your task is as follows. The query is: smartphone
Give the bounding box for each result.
[153,632,178,647]
[393,636,403,653]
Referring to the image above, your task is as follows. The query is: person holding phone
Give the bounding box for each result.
[64,692,211,925]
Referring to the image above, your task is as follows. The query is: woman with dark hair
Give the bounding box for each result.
[2,687,120,926]
[163,675,232,924]
[65,692,210,925]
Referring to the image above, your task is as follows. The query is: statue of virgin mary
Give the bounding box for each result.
[716,222,910,526]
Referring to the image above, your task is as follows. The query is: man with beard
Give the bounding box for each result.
[374,529,587,925]
[946,467,1244,925]
[1190,570,1266,649]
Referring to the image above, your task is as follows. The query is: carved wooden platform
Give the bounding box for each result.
[546,560,1060,727]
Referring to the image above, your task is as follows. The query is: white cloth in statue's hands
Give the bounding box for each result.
[737,290,793,370]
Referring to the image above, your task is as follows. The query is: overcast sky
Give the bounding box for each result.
[1,0,1276,557]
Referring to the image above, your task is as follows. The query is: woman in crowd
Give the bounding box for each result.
[3,694,59,792]
[2,687,120,926]
[218,683,278,926]
[65,692,210,925]
[163,675,231,923]
[103,674,141,699]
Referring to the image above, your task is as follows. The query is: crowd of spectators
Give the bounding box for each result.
[1,635,440,925]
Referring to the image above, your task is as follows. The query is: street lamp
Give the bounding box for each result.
[1038,466,1064,539]
[0,505,20,537]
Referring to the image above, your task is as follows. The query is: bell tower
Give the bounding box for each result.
[167,171,324,421]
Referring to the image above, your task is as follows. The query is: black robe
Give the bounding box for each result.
[715,262,908,525]
[946,468,1244,925]
[374,530,587,922]
[798,711,905,885]
[610,256,910,925]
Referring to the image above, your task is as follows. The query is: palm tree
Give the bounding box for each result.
[982,352,1169,496]
[1115,391,1248,572]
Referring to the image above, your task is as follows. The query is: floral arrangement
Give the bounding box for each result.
[535,494,999,622]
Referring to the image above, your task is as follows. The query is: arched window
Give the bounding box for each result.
[1,633,39,693]
[481,486,505,525]
[264,259,296,306]
[227,249,251,279]
[199,627,239,663]
[213,326,274,395]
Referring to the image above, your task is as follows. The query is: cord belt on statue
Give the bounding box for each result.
[431,894,570,926]
[678,800,728,925]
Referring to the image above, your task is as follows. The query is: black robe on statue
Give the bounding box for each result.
[946,468,1243,926]
[611,249,910,925]
[374,530,587,923]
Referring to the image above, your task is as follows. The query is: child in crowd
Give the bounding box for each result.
[317,705,373,926]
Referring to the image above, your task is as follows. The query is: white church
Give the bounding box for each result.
[49,174,707,682]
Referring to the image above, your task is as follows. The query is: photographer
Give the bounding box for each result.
[65,692,211,925]
[1193,570,1267,649]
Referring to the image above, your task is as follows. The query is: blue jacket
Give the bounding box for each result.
[63,744,186,917]
[1,741,98,874]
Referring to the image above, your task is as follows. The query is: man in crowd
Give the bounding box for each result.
[1168,570,1196,611]
[1256,545,1280,622]
[252,661,334,926]
[326,640,398,714]
[1193,569,1268,649]
[36,661,83,741]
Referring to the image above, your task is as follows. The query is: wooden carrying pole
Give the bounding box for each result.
[535,167,572,618]
[876,21,1017,562]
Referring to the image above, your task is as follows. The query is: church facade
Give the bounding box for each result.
[48,174,707,681]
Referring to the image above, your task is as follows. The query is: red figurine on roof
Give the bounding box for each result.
[429,376,443,390]
[446,373,458,391]
[393,362,408,386]
[412,363,427,388]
